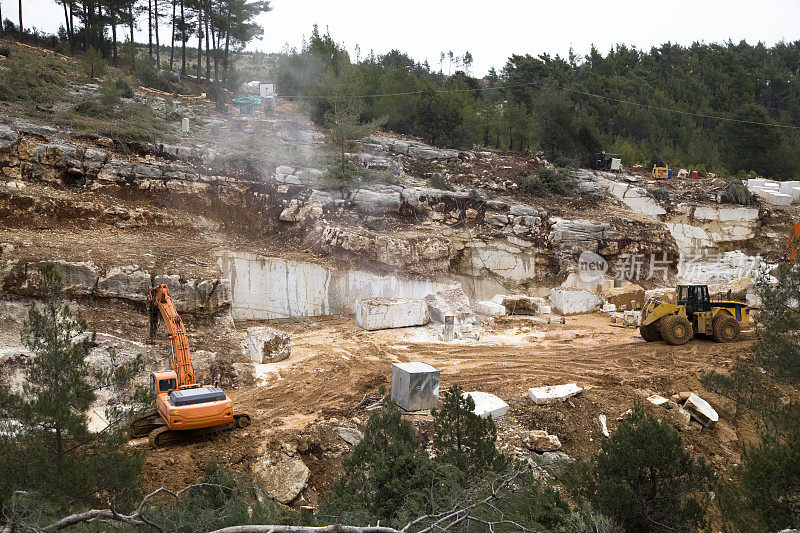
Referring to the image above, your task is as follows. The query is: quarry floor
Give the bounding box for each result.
[137,312,756,501]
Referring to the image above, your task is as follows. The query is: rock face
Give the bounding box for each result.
[15,261,230,314]
[219,251,458,320]
[528,383,583,405]
[96,265,151,301]
[243,327,292,363]
[549,288,602,315]
[251,450,310,504]
[683,393,719,427]
[462,391,509,419]
[350,188,402,214]
[152,275,230,314]
[424,288,477,326]
[355,297,429,331]
[25,260,99,296]
[391,362,440,411]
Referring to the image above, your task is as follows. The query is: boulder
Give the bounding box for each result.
[391,362,440,411]
[355,297,429,331]
[336,427,363,446]
[492,294,545,315]
[424,288,476,326]
[683,393,719,427]
[528,383,583,405]
[549,288,602,315]
[462,391,509,419]
[526,430,561,452]
[96,265,151,301]
[0,125,18,149]
[251,450,309,504]
[509,204,536,216]
[351,189,402,214]
[473,300,506,317]
[244,327,291,363]
[603,284,646,311]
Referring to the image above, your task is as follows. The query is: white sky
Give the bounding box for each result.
[9,0,800,76]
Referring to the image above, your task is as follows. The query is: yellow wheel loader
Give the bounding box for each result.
[640,284,751,345]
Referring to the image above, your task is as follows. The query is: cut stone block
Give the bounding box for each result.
[647,394,669,406]
[473,300,507,317]
[779,180,800,195]
[763,190,793,206]
[549,288,602,315]
[355,297,428,331]
[528,383,583,405]
[244,326,292,363]
[601,303,616,312]
[391,362,440,411]
[603,284,646,311]
[462,391,509,419]
[526,429,561,452]
[792,187,800,203]
[683,393,719,427]
[424,288,476,325]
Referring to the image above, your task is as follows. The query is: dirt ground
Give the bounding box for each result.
[137,312,757,502]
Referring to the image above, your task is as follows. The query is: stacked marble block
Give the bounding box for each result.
[747,178,800,206]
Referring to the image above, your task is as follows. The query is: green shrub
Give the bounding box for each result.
[135,60,172,92]
[468,188,484,202]
[724,179,752,205]
[568,401,710,533]
[518,168,571,196]
[73,99,108,117]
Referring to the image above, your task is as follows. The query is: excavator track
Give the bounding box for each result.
[146,413,252,447]
[129,409,165,439]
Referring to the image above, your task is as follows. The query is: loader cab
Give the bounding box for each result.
[149,371,178,400]
[677,284,711,314]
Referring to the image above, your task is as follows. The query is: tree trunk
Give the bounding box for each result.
[169,0,176,70]
[179,0,185,75]
[207,0,218,82]
[62,2,70,48]
[154,0,160,69]
[222,30,229,80]
[110,0,117,66]
[18,0,22,42]
[196,2,201,79]
[147,0,153,61]
[68,2,74,50]
[128,3,135,73]
[83,1,88,48]
[204,1,210,81]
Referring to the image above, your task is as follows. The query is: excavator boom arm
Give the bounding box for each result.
[149,284,196,388]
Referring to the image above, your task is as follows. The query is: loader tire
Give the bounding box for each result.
[713,315,741,343]
[640,321,662,342]
[660,314,693,345]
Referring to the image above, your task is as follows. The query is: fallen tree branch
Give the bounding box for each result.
[6,470,532,533]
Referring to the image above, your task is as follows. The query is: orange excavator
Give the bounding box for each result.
[788,222,800,263]
[129,284,250,446]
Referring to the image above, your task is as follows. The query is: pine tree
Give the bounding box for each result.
[0,264,145,511]
[431,384,509,482]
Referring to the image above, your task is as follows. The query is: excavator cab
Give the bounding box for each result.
[150,371,178,399]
